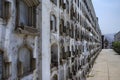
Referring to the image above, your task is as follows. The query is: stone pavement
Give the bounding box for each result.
[87,49,120,80]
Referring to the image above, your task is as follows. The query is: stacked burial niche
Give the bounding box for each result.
[51,44,58,68]
[17,46,36,77]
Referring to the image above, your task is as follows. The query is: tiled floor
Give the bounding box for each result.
[87,49,120,80]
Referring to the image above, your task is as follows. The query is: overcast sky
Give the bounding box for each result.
[92,0,120,34]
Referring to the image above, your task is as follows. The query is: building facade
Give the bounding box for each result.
[0,0,102,80]
[115,31,120,41]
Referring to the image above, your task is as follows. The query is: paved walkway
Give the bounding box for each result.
[87,49,120,80]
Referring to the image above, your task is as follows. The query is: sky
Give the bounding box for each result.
[92,0,120,34]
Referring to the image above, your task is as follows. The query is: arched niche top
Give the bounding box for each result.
[18,44,34,60]
[50,11,57,17]
[18,44,33,55]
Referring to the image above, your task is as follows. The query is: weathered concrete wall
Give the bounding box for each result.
[0,0,102,80]
[0,0,40,79]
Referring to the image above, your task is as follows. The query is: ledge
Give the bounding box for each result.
[15,26,39,36]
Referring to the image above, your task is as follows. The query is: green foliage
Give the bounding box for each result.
[112,41,120,54]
